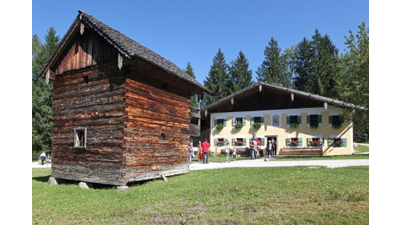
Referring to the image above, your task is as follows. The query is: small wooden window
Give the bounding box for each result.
[74,127,87,149]
[83,75,89,84]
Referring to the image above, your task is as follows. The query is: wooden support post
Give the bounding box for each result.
[161,174,168,182]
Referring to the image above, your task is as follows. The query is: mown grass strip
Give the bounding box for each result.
[33,166,368,224]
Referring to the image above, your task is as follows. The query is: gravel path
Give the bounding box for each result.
[32,159,369,170]
[189,158,369,171]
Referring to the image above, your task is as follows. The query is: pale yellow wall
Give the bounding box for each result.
[209,106,353,156]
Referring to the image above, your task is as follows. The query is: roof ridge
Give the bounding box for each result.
[39,10,211,93]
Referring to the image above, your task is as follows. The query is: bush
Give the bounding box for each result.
[253,122,262,129]
[235,123,243,129]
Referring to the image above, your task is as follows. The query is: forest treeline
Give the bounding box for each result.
[32,23,368,159]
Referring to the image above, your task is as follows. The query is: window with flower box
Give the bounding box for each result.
[307,114,322,128]
[287,115,301,128]
[307,137,324,147]
[285,137,302,147]
[232,117,245,129]
[328,137,347,148]
[329,115,344,128]
[214,137,227,147]
[214,118,226,131]
[232,137,246,146]
[251,116,264,129]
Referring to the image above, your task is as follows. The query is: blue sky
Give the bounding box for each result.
[32,0,369,84]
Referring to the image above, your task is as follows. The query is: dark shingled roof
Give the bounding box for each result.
[202,81,365,112]
[39,10,211,94]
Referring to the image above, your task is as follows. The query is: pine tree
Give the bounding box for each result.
[293,37,315,92]
[293,30,340,98]
[183,62,198,107]
[228,51,253,94]
[311,29,340,98]
[338,22,369,139]
[204,48,229,104]
[281,45,297,88]
[256,37,291,87]
[32,27,60,160]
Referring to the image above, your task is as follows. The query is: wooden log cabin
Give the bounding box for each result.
[38,11,210,188]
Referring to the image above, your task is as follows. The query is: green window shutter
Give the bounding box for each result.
[287,116,290,125]
[232,118,237,126]
[328,138,333,146]
[243,118,246,126]
[232,138,235,145]
[286,138,290,146]
[223,119,226,127]
[224,138,227,145]
[243,138,247,146]
[342,138,347,147]
[307,138,312,146]
[340,115,344,123]
[318,115,322,123]
[298,138,303,146]
[260,117,264,124]
[297,116,301,125]
[319,137,324,146]
[214,138,218,145]
[261,138,265,146]
[251,117,254,126]
[307,115,310,124]
[329,116,332,124]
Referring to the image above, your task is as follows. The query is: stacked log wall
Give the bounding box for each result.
[51,61,127,185]
[123,64,191,182]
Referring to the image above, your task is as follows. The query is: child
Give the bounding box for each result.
[232,146,237,160]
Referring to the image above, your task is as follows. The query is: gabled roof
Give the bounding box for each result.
[39,10,211,93]
[202,81,364,112]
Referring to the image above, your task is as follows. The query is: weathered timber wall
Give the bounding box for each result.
[123,78,190,182]
[51,27,118,75]
[51,61,127,185]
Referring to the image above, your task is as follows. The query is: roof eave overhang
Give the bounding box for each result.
[201,82,365,114]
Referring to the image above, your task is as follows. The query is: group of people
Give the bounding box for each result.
[189,138,277,163]
[189,139,210,164]
[250,138,276,161]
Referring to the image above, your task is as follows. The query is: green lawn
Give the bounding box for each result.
[197,153,368,163]
[33,165,368,224]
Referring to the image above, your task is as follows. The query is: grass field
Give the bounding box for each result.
[32,164,368,224]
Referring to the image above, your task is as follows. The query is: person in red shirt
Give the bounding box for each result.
[201,139,210,164]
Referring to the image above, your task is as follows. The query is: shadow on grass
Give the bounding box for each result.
[32,170,167,190]
[33,175,51,183]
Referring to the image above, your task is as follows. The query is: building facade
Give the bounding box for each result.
[200,82,362,156]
